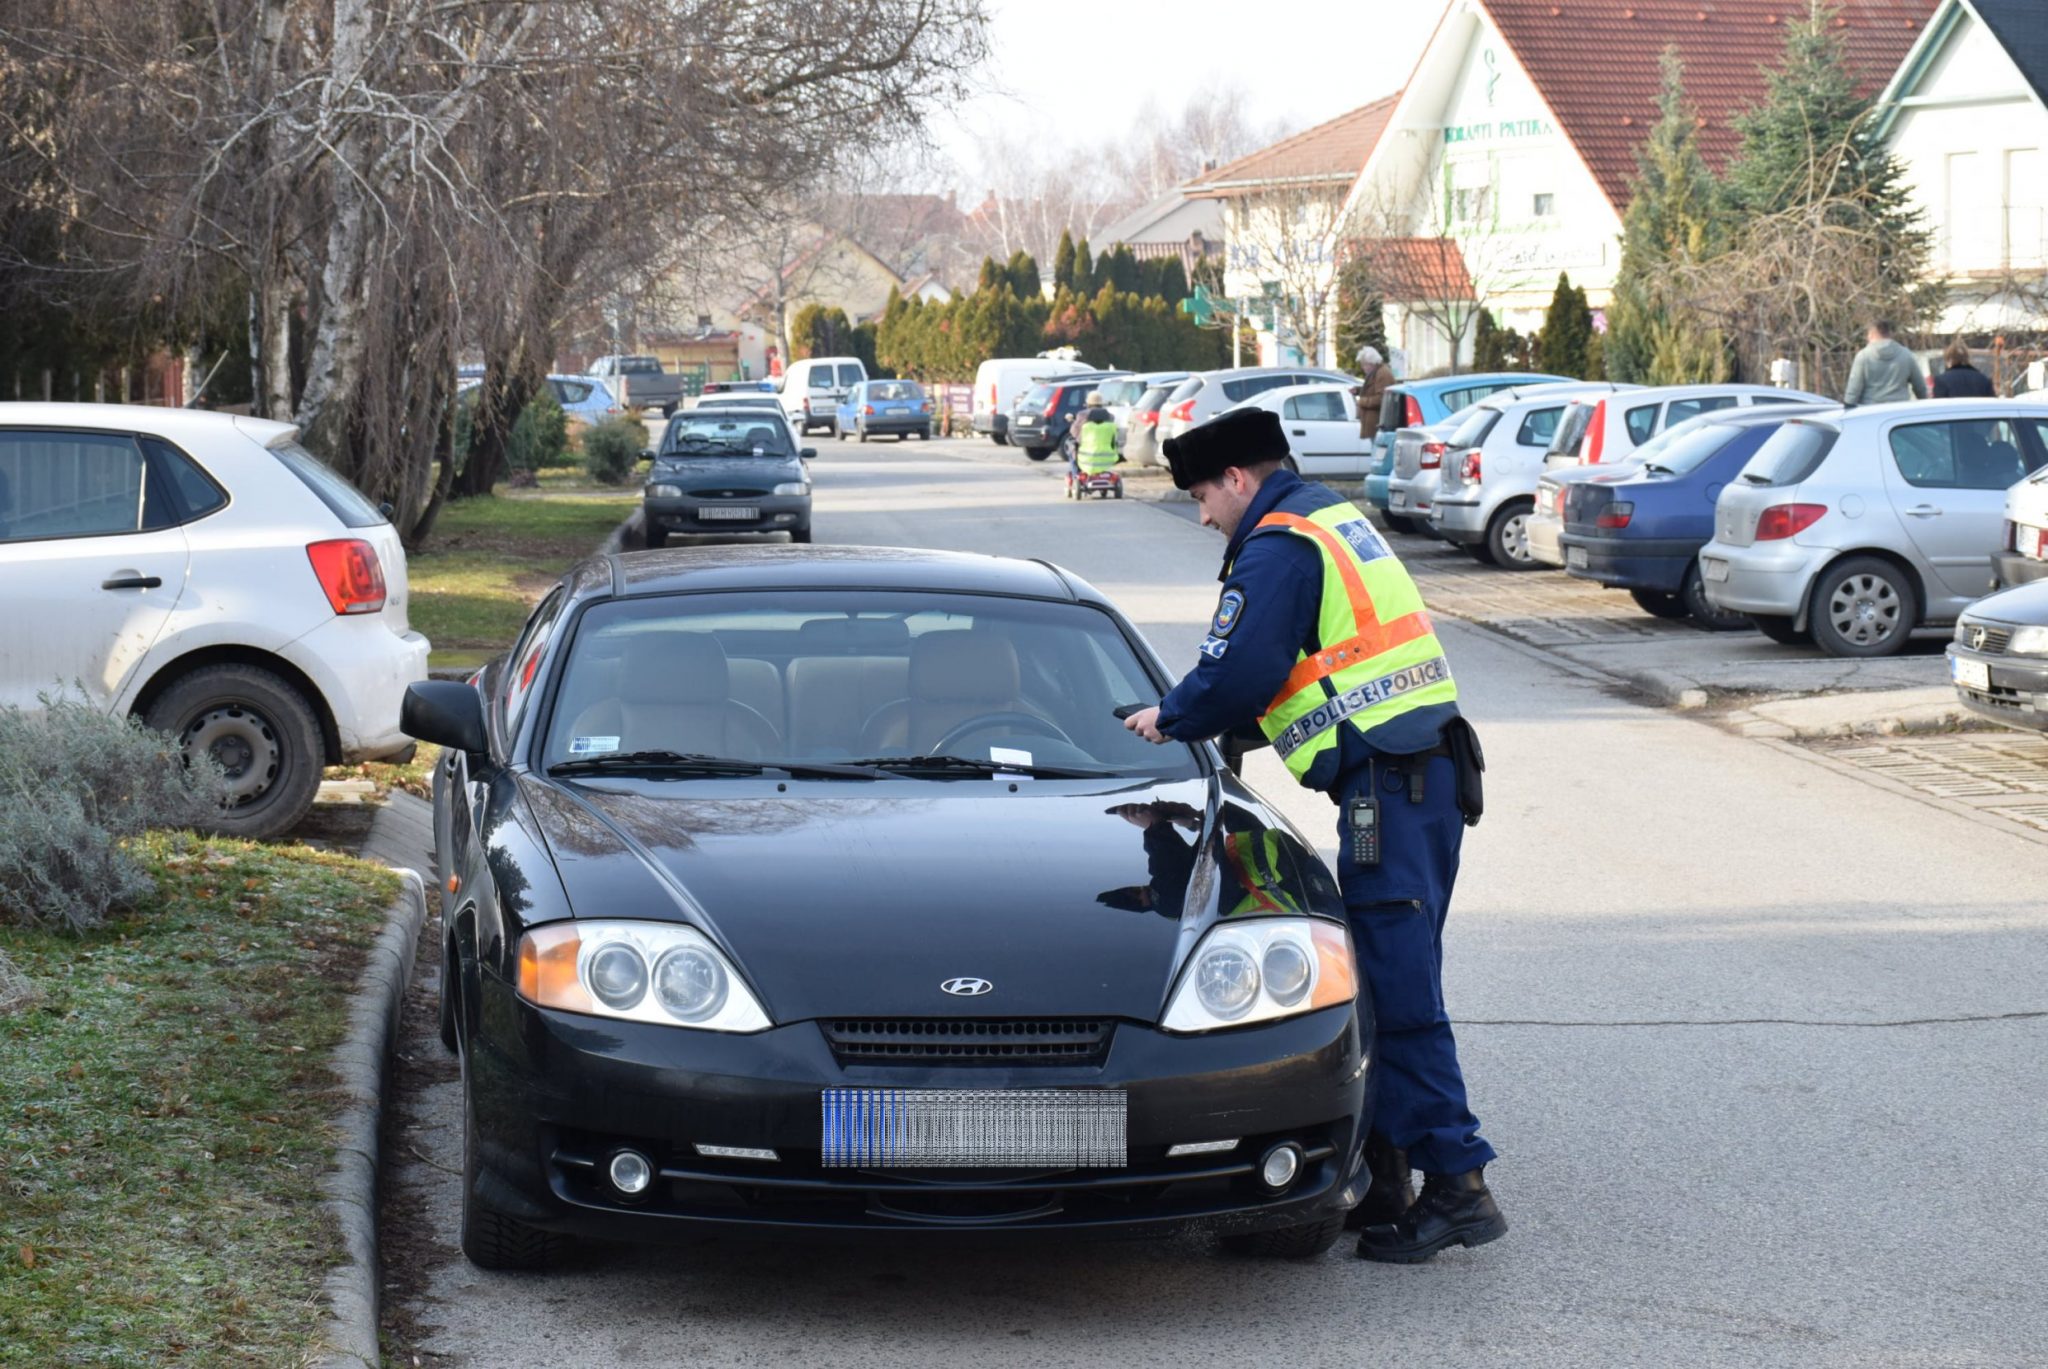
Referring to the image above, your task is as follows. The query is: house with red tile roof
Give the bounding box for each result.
[1345,0,1937,373]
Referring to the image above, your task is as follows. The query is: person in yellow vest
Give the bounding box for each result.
[1122,406,1504,1263]
[1069,391,1120,481]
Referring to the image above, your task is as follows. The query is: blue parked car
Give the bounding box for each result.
[1558,405,1837,629]
[545,373,624,429]
[1364,372,1571,529]
[833,379,933,441]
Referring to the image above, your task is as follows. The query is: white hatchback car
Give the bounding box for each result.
[1222,383,1378,479]
[0,405,430,837]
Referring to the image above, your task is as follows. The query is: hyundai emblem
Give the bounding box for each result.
[941,977,993,997]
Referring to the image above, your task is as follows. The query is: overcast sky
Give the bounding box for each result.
[930,0,1447,184]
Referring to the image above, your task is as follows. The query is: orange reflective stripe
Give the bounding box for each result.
[1254,512,1376,637]
[1271,611,1434,701]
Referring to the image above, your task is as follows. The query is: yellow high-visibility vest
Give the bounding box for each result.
[1234,499,1457,783]
[1077,419,1119,474]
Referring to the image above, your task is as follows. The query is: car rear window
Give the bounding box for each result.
[619,357,661,374]
[1379,389,1408,431]
[807,370,834,390]
[1220,375,1291,403]
[1548,403,1595,457]
[836,364,864,387]
[270,440,386,527]
[1167,377,1204,402]
[1135,385,1173,410]
[1448,407,1502,448]
[1738,422,1839,487]
[1642,424,1742,475]
[551,379,594,404]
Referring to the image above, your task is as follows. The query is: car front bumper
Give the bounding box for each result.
[1949,643,2048,730]
[1557,532,1696,592]
[466,985,1371,1241]
[856,414,932,435]
[1993,551,2048,590]
[1698,540,1823,617]
[645,494,811,535]
[1009,420,1059,449]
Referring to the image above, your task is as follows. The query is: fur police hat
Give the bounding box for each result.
[1161,407,1291,490]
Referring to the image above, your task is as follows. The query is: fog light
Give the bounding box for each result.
[607,1149,653,1196]
[1259,1143,1303,1191]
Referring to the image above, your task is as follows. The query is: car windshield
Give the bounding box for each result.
[659,414,794,457]
[868,381,922,401]
[1021,383,1055,410]
[540,592,1201,778]
[1738,421,1839,487]
[1644,424,1743,476]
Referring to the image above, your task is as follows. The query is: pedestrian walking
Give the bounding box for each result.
[1931,339,1995,398]
[1842,320,1927,407]
[1352,346,1393,439]
[1123,407,1505,1263]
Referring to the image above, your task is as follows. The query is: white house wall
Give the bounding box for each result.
[1883,5,2048,333]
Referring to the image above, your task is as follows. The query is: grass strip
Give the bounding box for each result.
[0,834,399,1365]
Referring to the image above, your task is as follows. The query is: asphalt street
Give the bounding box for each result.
[387,433,2048,1367]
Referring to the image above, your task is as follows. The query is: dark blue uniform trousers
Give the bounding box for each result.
[1336,754,1495,1177]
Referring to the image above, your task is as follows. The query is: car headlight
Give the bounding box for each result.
[2011,626,2048,656]
[517,921,771,1032]
[646,483,682,498]
[771,481,809,496]
[1160,918,1355,1033]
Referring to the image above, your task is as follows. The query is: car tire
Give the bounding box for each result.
[1219,1213,1346,1259]
[993,432,1009,446]
[1485,500,1539,571]
[1025,446,1053,462]
[143,664,323,841]
[644,523,667,549]
[1750,613,1808,645]
[660,404,676,418]
[1681,563,1751,631]
[791,527,813,544]
[833,421,845,441]
[857,426,869,443]
[1629,588,1691,620]
[918,427,931,440]
[459,1057,563,1272]
[1809,555,1917,658]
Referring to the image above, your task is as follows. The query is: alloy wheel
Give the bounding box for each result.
[1825,572,1901,647]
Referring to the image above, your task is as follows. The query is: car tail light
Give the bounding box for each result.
[1168,399,1196,423]
[1595,501,1634,530]
[863,404,875,415]
[1584,401,1609,463]
[920,400,931,413]
[1459,451,1482,482]
[1755,503,1828,541]
[1420,441,1446,469]
[306,538,387,615]
[1402,394,1423,427]
[1137,409,1159,426]
[1045,387,1065,414]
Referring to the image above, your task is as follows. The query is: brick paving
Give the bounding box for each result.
[1803,731,2048,832]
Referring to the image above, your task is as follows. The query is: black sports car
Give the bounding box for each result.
[403,545,1373,1269]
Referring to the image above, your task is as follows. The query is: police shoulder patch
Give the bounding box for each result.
[1212,586,1247,637]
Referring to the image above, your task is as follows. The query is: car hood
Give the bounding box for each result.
[515,774,1338,1023]
[650,455,801,483]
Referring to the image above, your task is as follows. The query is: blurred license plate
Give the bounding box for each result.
[1702,557,1729,582]
[1390,491,1408,510]
[822,1088,1127,1169]
[1566,546,1588,569]
[699,506,759,521]
[1953,656,1990,690]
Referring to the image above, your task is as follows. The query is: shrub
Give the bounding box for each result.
[582,416,645,485]
[0,949,37,1016]
[0,694,224,934]
[508,387,570,475]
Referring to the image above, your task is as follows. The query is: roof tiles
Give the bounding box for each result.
[1188,95,1402,195]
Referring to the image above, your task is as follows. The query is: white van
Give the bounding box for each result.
[781,356,868,435]
[972,357,1094,444]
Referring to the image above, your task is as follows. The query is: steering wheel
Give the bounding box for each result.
[927,712,1076,756]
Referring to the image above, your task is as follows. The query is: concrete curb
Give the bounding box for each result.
[313,866,428,1369]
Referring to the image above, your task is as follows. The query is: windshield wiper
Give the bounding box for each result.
[843,754,1115,780]
[1642,462,1677,475]
[548,750,880,780]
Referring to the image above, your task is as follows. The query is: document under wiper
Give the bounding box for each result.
[548,750,881,779]
[844,754,1114,779]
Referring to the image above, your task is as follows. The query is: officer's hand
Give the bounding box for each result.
[1109,803,1157,829]
[1123,707,1168,744]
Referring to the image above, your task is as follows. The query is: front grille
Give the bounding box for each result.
[689,487,768,498]
[1958,624,2012,655]
[823,1018,1113,1065]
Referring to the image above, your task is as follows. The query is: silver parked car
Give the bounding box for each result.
[1391,382,1620,537]
[1542,383,1826,470]
[1429,383,1634,568]
[1156,366,1355,446]
[1700,402,2048,655]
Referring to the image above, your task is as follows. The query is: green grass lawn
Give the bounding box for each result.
[407,483,638,667]
[0,834,398,1365]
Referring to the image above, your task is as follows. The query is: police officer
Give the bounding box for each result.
[1122,407,1506,1263]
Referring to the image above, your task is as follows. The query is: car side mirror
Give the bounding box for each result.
[800,446,817,460]
[402,680,488,757]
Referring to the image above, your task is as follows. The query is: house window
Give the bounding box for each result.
[1452,187,1492,225]
[1532,193,1556,217]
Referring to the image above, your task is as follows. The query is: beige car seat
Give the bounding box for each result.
[568,633,780,759]
[858,631,1040,754]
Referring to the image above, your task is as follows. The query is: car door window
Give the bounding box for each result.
[0,430,150,543]
[502,588,568,741]
[1284,392,1346,422]
[1889,419,2039,490]
[1624,404,1661,446]
[140,438,228,523]
[1516,407,1564,446]
[1665,395,1738,426]
[552,380,593,404]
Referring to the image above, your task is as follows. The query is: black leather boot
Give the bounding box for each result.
[1354,1167,1507,1262]
[1344,1133,1414,1229]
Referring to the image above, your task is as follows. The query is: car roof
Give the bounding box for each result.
[1609,382,1808,403]
[586,545,1105,605]
[1840,397,2038,423]
[1474,382,1627,410]
[1393,372,1570,394]
[0,402,297,448]
[1689,402,1842,428]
